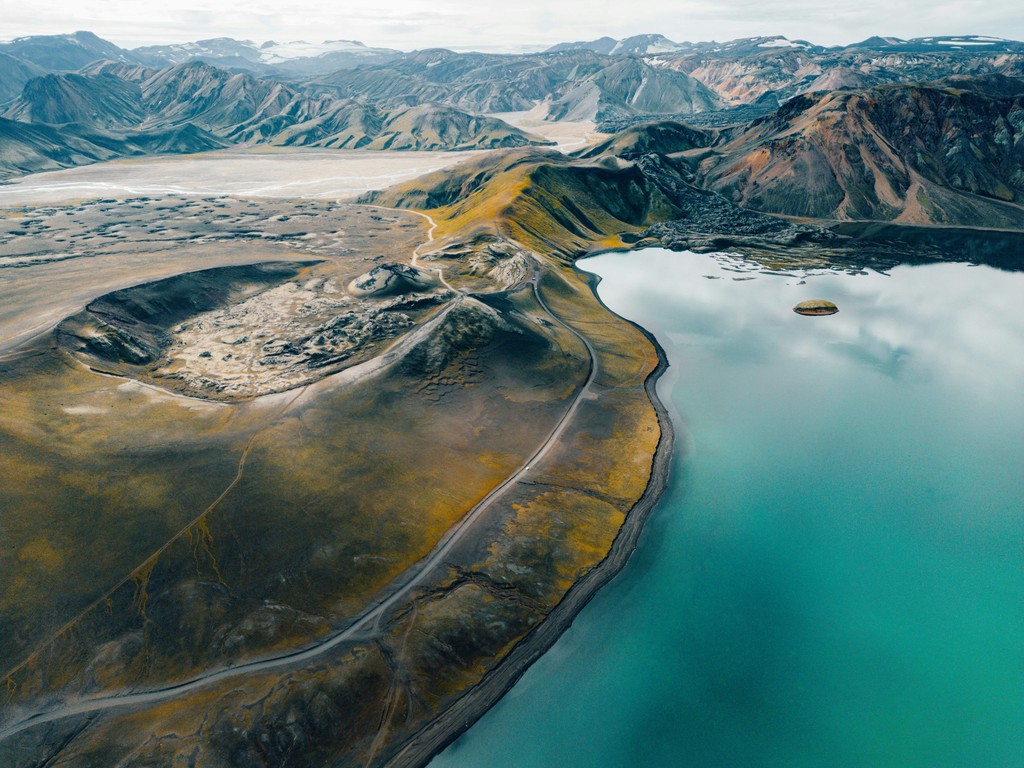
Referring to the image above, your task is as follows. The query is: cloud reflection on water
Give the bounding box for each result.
[583,249,1024,403]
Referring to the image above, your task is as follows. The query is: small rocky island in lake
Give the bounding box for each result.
[794,299,839,316]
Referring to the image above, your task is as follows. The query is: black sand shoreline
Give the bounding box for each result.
[383,268,676,768]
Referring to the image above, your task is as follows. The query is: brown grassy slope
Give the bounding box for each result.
[363,148,684,257]
[695,76,1024,228]
[0,247,663,768]
[0,266,586,715]
[10,270,662,768]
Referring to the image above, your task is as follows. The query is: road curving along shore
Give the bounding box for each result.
[383,267,675,768]
[0,205,672,768]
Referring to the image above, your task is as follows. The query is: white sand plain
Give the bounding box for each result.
[0,117,601,208]
[492,109,599,152]
[0,148,482,207]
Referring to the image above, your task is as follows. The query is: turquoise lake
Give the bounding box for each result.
[432,249,1024,768]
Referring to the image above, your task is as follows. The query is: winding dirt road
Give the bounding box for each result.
[405,208,459,293]
[0,224,599,745]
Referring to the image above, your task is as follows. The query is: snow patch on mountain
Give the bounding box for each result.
[258,40,377,63]
[757,38,809,49]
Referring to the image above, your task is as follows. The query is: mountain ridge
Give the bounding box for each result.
[312,48,724,121]
[570,75,1024,230]
[693,75,1024,227]
[0,60,553,178]
[4,29,1024,115]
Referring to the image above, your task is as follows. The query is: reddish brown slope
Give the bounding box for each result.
[695,76,1024,228]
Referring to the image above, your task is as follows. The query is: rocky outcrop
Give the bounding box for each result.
[794,299,839,315]
[348,263,436,297]
[632,154,837,250]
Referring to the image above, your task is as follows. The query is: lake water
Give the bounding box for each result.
[431,249,1024,768]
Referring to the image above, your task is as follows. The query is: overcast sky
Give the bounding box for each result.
[4,0,1024,51]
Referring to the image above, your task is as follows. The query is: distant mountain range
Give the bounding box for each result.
[0,31,737,178]
[133,37,402,77]
[649,35,1024,106]
[0,31,136,71]
[547,33,1024,57]
[0,58,553,178]
[1,30,1020,122]
[0,31,401,80]
[589,73,1024,230]
[546,34,693,56]
[308,48,723,118]
[4,30,1022,86]
[1,28,1023,233]
[370,71,1024,241]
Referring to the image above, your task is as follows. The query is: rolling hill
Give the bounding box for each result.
[363,139,830,261]
[364,147,683,256]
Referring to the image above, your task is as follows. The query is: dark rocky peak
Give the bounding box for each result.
[576,120,716,160]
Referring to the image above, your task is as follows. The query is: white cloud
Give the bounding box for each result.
[3,0,1023,51]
